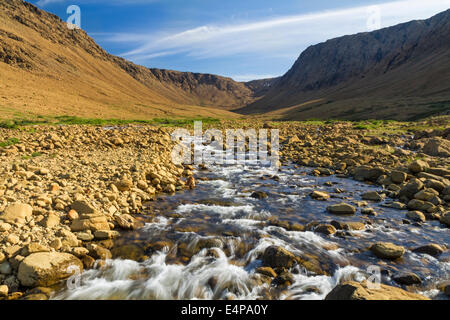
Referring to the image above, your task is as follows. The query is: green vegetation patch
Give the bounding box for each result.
[0,137,20,147]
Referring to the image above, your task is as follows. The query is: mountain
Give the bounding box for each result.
[0,0,254,120]
[238,9,450,121]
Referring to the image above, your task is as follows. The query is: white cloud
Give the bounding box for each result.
[228,74,279,82]
[103,0,449,64]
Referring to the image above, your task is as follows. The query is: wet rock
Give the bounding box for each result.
[311,191,330,201]
[111,244,145,261]
[315,224,337,235]
[393,273,422,285]
[17,252,83,287]
[399,179,424,199]
[262,246,296,269]
[412,244,445,257]
[408,160,429,174]
[331,220,365,231]
[325,281,429,300]
[406,211,426,223]
[353,166,387,182]
[250,191,268,199]
[440,212,450,227]
[0,203,32,225]
[94,230,119,240]
[362,191,385,202]
[327,203,356,215]
[86,244,112,260]
[407,199,435,213]
[256,266,277,278]
[115,214,136,230]
[370,242,405,260]
[272,272,294,287]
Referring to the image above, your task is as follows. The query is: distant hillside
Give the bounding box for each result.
[238,9,450,121]
[0,0,254,120]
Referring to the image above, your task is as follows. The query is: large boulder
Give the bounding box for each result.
[370,242,405,260]
[261,246,296,269]
[325,281,429,300]
[18,252,83,287]
[0,203,32,225]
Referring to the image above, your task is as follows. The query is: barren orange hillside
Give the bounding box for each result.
[0,0,253,120]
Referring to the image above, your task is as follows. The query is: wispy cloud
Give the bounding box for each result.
[98,0,449,64]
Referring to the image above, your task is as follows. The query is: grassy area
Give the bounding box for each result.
[0,137,20,147]
[0,116,220,129]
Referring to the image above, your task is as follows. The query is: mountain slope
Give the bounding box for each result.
[0,0,253,120]
[238,9,450,120]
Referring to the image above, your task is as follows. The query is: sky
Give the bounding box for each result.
[28,0,450,81]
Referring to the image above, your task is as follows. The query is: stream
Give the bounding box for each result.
[53,152,450,300]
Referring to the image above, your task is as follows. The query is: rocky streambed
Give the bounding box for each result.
[0,121,449,300]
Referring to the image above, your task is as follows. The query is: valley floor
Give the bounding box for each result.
[0,118,449,300]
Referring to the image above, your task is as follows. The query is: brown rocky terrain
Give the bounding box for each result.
[0,119,448,300]
[238,9,450,120]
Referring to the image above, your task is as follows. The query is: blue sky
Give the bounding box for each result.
[29,0,450,81]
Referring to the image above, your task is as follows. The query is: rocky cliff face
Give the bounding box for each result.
[239,9,450,120]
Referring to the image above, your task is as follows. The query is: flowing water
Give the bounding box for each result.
[54,151,450,300]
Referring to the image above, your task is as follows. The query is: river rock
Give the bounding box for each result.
[325,281,429,300]
[390,171,407,184]
[327,203,356,215]
[362,191,385,202]
[311,191,330,201]
[94,230,119,240]
[393,273,422,285]
[399,179,424,199]
[0,285,8,298]
[255,266,277,278]
[406,211,426,222]
[261,246,296,269]
[18,252,83,287]
[71,213,110,232]
[115,214,136,230]
[315,224,337,235]
[0,203,32,225]
[250,191,268,199]
[370,242,405,260]
[422,138,450,157]
[21,243,51,256]
[440,212,450,227]
[408,160,429,173]
[412,244,445,257]
[71,200,97,215]
[40,212,60,228]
